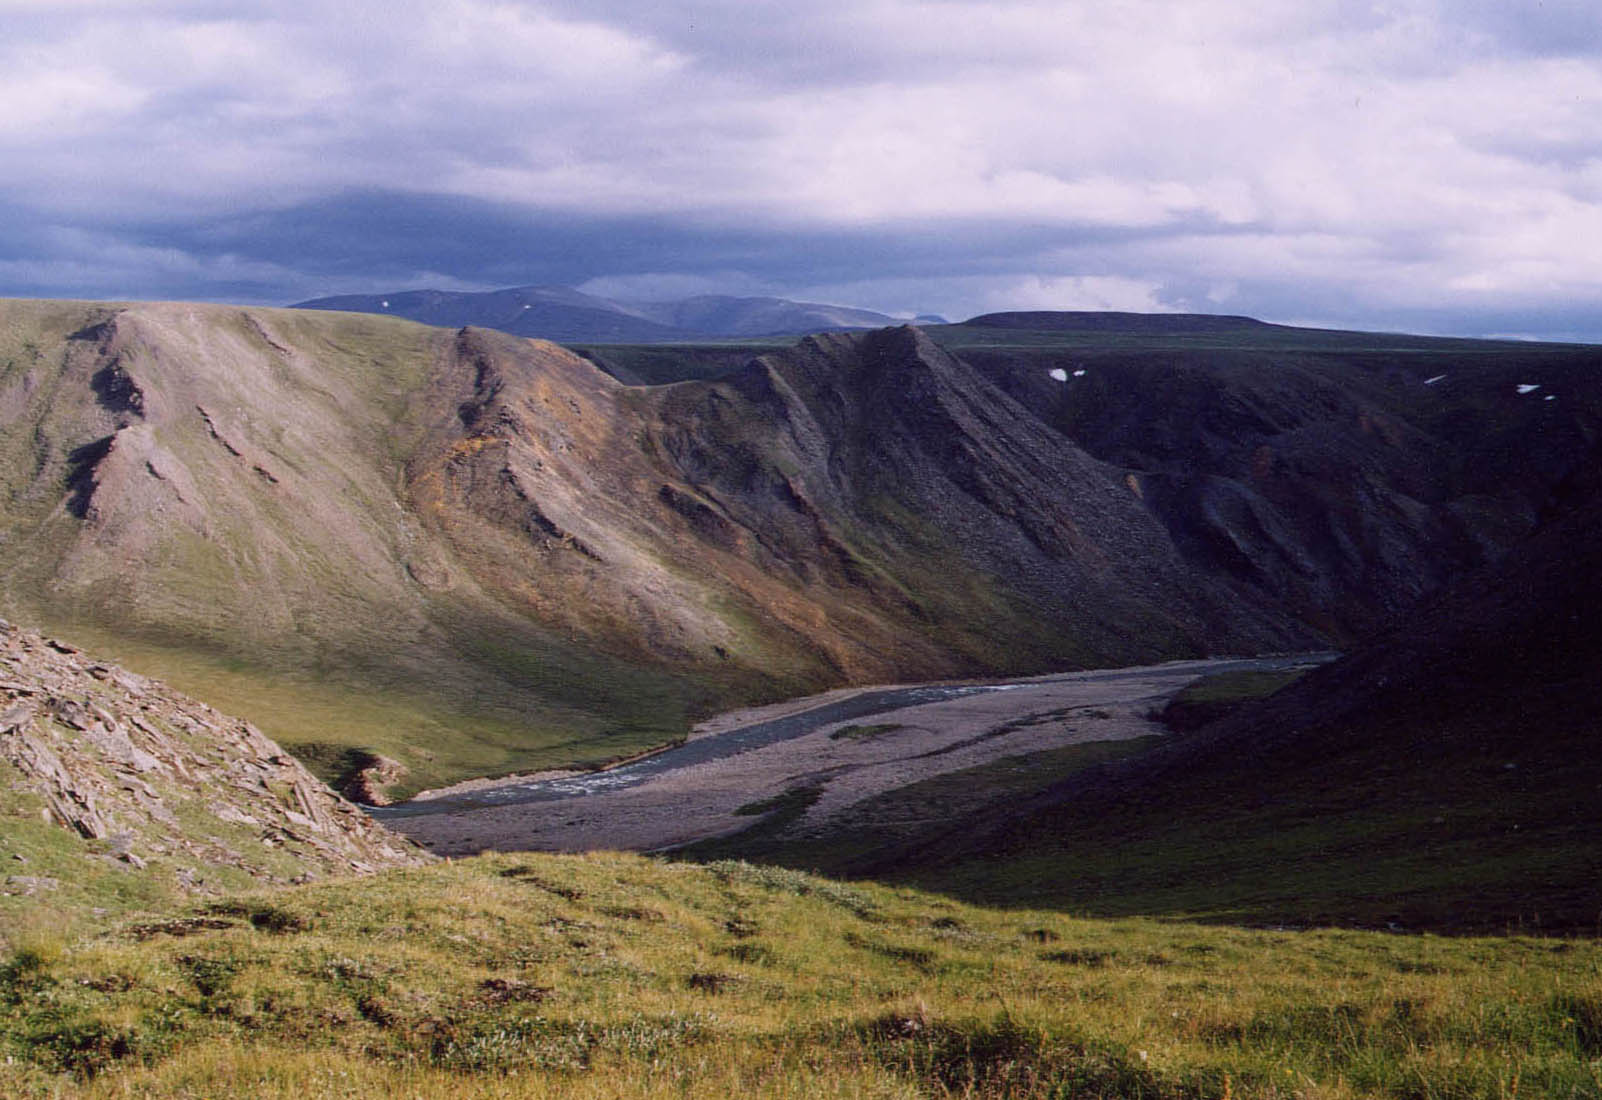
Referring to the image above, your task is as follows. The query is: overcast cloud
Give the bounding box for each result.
[2,0,1599,337]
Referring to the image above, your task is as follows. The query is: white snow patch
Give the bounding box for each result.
[1048,368,1068,382]
[1423,374,1447,385]
[1517,383,1540,394]
[1073,369,1087,377]
[380,299,390,308]
[1545,394,1557,401]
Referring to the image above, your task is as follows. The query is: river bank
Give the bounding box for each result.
[380,654,1330,855]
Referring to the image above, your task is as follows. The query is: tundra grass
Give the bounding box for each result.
[1,851,1599,1099]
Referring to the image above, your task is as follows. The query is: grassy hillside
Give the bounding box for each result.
[0,301,728,797]
[3,851,1599,1099]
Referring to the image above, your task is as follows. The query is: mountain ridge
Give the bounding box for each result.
[291,285,909,342]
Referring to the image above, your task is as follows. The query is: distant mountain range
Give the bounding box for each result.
[291,285,945,342]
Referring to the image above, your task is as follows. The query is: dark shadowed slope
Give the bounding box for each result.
[862,452,1602,933]
[955,330,1602,639]
[585,317,1602,647]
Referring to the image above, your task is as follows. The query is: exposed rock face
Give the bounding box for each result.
[0,619,427,889]
[411,325,1312,697]
[336,753,408,807]
[641,328,1316,665]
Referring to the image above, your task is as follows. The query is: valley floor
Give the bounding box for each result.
[382,655,1328,856]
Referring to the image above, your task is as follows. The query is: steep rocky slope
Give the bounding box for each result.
[0,303,1312,796]
[956,332,1602,638]
[0,618,425,928]
[637,327,1313,667]
[404,324,1311,693]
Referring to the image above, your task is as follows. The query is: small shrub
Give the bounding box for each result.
[498,865,583,900]
[599,1013,710,1058]
[477,977,550,1005]
[1550,993,1602,1056]
[124,917,235,941]
[1041,948,1116,967]
[208,902,309,934]
[355,992,398,1027]
[861,1013,1172,1098]
[718,942,775,965]
[1,934,64,995]
[177,954,240,999]
[432,1017,587,1074]
[846,932,935,970]
[23,1018,145,1077]
[599,905,664,922]
[686,971,737,993]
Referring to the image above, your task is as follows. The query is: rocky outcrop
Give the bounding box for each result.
[336,753,408,807]
[0,619,427,890]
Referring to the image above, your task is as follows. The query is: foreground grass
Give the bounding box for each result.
[2,853,1599,1098]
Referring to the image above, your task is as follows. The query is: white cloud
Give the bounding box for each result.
[0,1,1599,333]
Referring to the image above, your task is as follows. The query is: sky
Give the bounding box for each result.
[2,0,1600,339]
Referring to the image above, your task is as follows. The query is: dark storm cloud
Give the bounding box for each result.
[137,191,1230,295]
